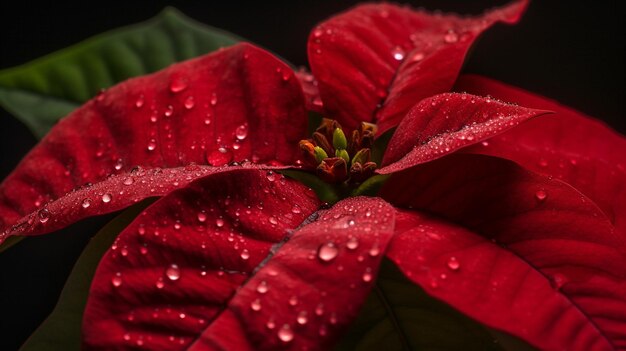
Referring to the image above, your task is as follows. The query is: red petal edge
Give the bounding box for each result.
[83,169,397,351]
[0,43,307,240]
[378,92,550,173]
[455,74,626,236]
[308,0,528,132]
[381,154,626,350]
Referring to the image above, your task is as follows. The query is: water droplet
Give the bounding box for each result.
[256,280,269,294]
[444,29,459,43]
[210,93,218,106]
[240,249,250,260]
[362,267,373,282]
[266,318,276,329]
[346,236,359,250]
[215,218,225,228]
[368,243,380,257]
[251,298,262,311]
[147,139,157,151]
[277,324,294,343]
[197,211,207,222]
[38,209,50,223]
[410,52,425,62]
[114,159,123,171]
[295,311,308,325]
[184,96,195,109]
[288,295,298,306]
[164,105,174,117]
[102,194,112,203]
[266,171,276,182]
[123,177,134,185]
[535,190,548,201]
[447,256,460,271]
[111,272,122,287]
[317,242,339,262]
[319,324,328,336]
[291,205,302,214]
[169,78,188,93]
[81,198,91,209]
[315,303,324,316]
[391,46,405,61]
[155,277,165,289]
[165,264,181,281]
[135,95,145,108]
[206,149,232,166]
[268,216,278,225]
[235,124,248,140]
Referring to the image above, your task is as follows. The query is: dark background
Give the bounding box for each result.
[0,1,623,349]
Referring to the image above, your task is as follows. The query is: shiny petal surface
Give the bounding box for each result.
[308,1,527,132]
[388,210,613,351]
[83,174,397,350]
[82,169,320,350]
[381,154,626,349]
[193,197,395,350]
[378,93,549,173]
[0,43,307,240]
[456,74,626,236]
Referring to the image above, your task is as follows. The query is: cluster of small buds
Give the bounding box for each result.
[299,118,378,183]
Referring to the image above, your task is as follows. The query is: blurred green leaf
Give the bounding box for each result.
[0,7,242,138]
[336,259,538,351]
[19,200,154,351]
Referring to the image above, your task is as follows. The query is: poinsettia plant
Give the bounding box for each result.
[1,1,625,350]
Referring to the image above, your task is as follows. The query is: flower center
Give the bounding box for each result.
[299,118,378,184]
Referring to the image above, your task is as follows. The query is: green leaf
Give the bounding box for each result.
[19,200,154,351]
[352,174,390,197]
[336,259,538,351]
[0,7,243,138]
[281,170,341,204]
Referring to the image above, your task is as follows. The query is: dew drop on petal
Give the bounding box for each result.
[346,236,359,250]
[147,139,157,151]
[240,249,250,260]
[391,46,405,61]
[266,171,276,182]
[235,124,248,140]
[362,267,373,282]
[535,190,548,201]
[256,280,269,294]
[155,277,165,289]
[197,212,207,223]
[368,244,380,257]
[277,324,294,343]
[81,198,91,209]
[317,242,339,262]
[447,256,460,271]
[215,218,225,228]
[135,95,145,108]
[291,204,302,214]
[169,78,188,93]
[111,272,123,287]
[38,209,50,223]
[288,295,298,306]
[268,216,278,225]
[123,177,134,185]
[102,194,112,203]
[210,93,218,106]
[297,311,308,325]
[266,318,276,329]
[165,264,181,281]
[251,298,262,311]
[444,29,459,43]
[184,96,195,109]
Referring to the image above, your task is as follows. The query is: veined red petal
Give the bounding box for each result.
[194,197,395,350]
[82,169,320,350]
[455,74,626,236]
[381,154,626,349]
[378,93,549,173]
[308,1,528,132]
[0,43,307,240]
[82,169,397,350]
[295,69,324,114]
[387,210,613,351]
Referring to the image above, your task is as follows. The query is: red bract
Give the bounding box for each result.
[1,1,625,350]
